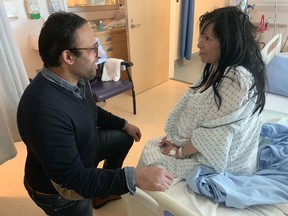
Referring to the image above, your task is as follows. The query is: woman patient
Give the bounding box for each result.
[138,6,266,178]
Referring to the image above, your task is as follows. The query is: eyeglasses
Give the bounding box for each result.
[67,43,98,58]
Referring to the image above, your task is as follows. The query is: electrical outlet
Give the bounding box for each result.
[276,24,287,28]
[47,0,62,13]
[3,0,18,21]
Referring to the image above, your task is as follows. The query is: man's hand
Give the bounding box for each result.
[135,167,173,191]
[124,123,142,142]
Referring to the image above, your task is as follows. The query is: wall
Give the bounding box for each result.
[170,0,227,63]
[9,0,48,79]
[168,0,181,78]
[192,0,226,53]
[249,0,288,51]
[169,0,181,61]
[228,0,288,25]
[168,0,226,78]
[170,0,287,59]
[226,0,288,51]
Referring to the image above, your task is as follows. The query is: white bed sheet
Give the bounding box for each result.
[166,177,288,216]
[265,93,288,114]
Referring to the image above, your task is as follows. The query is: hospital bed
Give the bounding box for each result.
[122,33,288,216]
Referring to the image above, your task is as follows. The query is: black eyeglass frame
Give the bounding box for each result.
[67,43,99,58]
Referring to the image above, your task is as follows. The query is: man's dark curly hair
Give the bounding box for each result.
[38,12,87,67]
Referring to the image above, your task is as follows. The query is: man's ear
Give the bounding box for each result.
[60,50,74,65]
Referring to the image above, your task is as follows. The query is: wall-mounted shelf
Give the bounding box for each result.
[65,4,119,12]
[64,0,122,12]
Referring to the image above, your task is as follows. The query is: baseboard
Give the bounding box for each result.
[174,52,200,67]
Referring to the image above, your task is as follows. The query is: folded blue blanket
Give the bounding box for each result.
[186,123,288,208]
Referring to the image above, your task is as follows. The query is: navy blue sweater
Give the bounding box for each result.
[17,73,129,198]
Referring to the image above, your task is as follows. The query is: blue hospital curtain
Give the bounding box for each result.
[180,0,195,60]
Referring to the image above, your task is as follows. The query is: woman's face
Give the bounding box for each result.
[197,23,221,67]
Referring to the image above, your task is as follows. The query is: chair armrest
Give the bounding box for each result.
[121,61,134,67]
[120,61,134,83]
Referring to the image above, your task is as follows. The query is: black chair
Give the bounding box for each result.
[89,61,136,114]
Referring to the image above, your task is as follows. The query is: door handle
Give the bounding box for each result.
[131,23,142,28]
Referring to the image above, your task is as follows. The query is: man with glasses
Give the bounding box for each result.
[17,12,173,216]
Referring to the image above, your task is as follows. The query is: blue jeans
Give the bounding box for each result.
[24,178,93,216]
[96,129,134,169]
[24,129,133,215]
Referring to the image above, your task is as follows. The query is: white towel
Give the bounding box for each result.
[101,58,126,81]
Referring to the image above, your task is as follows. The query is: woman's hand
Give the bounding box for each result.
[159,137,199,159]
[159,136,178,158]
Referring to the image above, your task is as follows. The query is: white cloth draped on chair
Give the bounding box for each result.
[0,1,30,165]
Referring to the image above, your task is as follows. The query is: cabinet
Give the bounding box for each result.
[95,28,128,61]
[95,28,128,80]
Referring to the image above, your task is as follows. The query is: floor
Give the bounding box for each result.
[173,55,204,84]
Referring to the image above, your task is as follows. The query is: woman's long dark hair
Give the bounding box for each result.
[192,6,266,114]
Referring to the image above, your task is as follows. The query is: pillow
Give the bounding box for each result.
[265,53,288,97]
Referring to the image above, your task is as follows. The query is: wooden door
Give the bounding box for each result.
[125,0,170,94]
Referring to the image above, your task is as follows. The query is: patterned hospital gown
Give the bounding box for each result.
[138,66,262,178]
